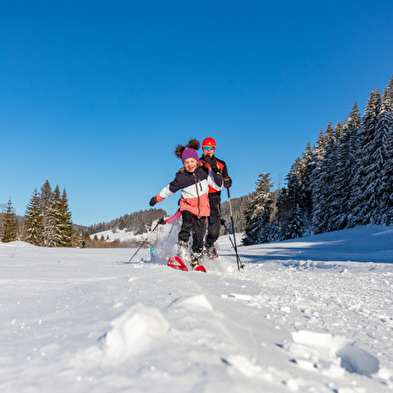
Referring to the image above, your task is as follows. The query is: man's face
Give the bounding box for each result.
[203,145,216,158]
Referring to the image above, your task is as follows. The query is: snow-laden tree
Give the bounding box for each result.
[378,86,393,225]
[244,77,393,243]
[24,189,43,246]
[330,104,360,230]
[311,123,334,233]
[242,173,273,245]
[323,121,345,232]
[388,75,393,102]
[350,89,382,225]
[286,205,303,239]
[276,142,315,239]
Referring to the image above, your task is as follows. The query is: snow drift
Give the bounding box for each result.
[1,225,393,392]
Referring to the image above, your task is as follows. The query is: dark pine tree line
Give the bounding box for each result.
[243,75,393,245]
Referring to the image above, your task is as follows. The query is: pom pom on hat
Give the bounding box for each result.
[174,144,185,159]
[187,138,200,150]
[174,138,200,163]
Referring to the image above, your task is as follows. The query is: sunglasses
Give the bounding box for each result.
[202,146,215,150]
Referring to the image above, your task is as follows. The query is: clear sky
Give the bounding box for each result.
[1,0,393,226]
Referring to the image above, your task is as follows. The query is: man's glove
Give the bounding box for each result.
[206,155,220,173]
[223,176,232,188]
[149,196,157,206]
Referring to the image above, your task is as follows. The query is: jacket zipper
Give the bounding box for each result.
[193,172,201,216]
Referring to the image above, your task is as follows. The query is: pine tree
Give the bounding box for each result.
[286,205,303,239]
[1,199,18,243]
[24,189,43,246]
[73,228,85,248]
[59,188,73,247]
[311,123,334,233]
[388,75,393,102]
[378,86,393,224]
[242,173,273,245]
[330,103,360,229]
[41,180,53,247]
[44,185,63,247]
[351,89,382,225]
[300,142,315,225]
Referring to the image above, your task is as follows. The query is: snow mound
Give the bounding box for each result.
[286,330,379,377]
[104,304,170,361]
[175,294,214,311]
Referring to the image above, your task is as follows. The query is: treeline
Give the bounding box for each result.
[86,196,251,242]
[86,208,167,236]
[243,75,393,245]
[220,194,252,234]
[0,180,82,247]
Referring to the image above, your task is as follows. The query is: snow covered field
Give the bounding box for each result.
[1,225,393,392]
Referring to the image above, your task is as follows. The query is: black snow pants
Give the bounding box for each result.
[205,196,221,247]
[178,210,207,254]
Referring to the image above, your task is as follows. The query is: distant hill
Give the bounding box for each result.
[220,193,252,234]
[86,194,251,239]
[86,208,167,235]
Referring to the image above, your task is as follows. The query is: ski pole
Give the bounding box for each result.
[226,187,244,270]
[221,219,244,270]
[165,209,181,242]
[128,217,166,263]
[221,220,236,250]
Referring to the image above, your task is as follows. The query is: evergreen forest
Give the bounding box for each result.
[242,76,393,245]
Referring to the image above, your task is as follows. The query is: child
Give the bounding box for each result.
[149,139,223,269]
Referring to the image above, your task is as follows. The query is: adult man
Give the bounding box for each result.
[200,137,232,258]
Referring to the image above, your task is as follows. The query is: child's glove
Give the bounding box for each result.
[149,197,157,206]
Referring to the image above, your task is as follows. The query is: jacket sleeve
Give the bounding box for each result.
[207,169,223,191]
[156,173,182,202]
[217,158,229,178]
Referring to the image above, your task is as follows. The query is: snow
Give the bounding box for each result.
[1,224,393,392]
[90,227,161,244]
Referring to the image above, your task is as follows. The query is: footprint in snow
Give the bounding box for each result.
[282,330,380,378]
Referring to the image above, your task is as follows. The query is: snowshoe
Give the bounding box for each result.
[167,255,206,273]
[190,249,206,272]
[193,264,207,272]
[167,255,188,271]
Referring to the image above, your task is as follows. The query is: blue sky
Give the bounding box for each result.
[1,0,393,226]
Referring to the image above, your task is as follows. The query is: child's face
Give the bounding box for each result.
[184,158,198,172]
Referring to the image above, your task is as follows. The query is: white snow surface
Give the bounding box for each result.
[1,224,393,392]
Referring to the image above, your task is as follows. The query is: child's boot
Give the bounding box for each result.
[190,249,203,270]
[205,243,218,258]
[177,240,189,261]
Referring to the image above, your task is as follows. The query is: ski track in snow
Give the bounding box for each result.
[1,225,393,392]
